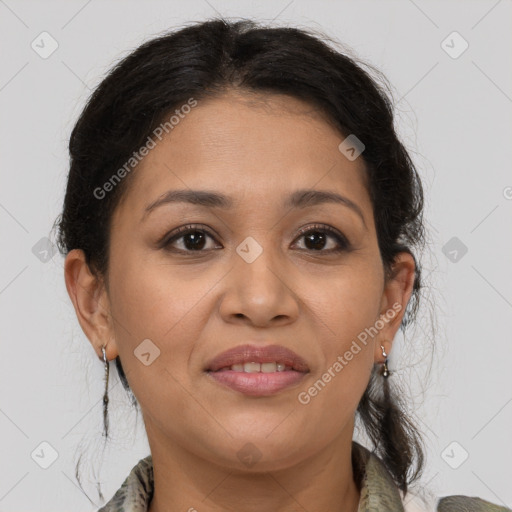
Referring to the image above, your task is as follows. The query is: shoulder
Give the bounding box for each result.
[402,491,511,512]
[96,454,154,512]
[351,442,510,512]
[436,495,512,512]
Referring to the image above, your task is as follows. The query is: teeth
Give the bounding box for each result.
[261,362,277,373]
[244,362,261,373]
[226,362,291,372]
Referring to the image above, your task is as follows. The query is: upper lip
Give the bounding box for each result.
[205,344,310,373]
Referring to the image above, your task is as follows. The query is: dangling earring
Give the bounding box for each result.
[380,344,390,378]
[101,345,110,438]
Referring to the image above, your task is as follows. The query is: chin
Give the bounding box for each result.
[203,432,314,473]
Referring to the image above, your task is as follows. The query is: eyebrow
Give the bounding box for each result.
[141,188,367,229]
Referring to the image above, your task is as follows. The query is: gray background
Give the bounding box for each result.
[1,0,511,511]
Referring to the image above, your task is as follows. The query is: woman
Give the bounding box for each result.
[55,18,510,512]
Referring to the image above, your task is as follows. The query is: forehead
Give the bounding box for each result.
[114,90,370,220]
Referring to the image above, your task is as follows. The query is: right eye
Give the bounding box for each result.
[161,224,221,253]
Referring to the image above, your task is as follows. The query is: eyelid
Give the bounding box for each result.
[294,223,346,239]
[158,223,218,247]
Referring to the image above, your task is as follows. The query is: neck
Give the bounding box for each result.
[147,422,360,512]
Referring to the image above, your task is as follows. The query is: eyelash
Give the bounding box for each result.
[160,223,350,255]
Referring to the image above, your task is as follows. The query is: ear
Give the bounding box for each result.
[374,251,416,363]
[64,249,119,362]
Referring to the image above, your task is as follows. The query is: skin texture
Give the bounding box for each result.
[64,90,416,512]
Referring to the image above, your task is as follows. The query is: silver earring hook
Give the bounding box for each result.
[380,344,390,378]
[101,345,108,364]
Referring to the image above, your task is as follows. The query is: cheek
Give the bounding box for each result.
[106,253,217,398]
[295,262,381,404]
[303,259,383,346]
[294,288,378,444]
[109,251,214,338]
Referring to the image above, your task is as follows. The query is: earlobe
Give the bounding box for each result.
[64,249,118,361]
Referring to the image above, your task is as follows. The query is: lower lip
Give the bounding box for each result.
[206,369,308,396]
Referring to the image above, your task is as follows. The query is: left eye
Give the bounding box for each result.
[292,224,350,253]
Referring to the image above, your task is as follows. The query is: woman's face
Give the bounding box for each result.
[67,90,414,471]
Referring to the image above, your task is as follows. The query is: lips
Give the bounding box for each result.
[205,344,310,373]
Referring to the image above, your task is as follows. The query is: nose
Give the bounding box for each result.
[218,243,300,328]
